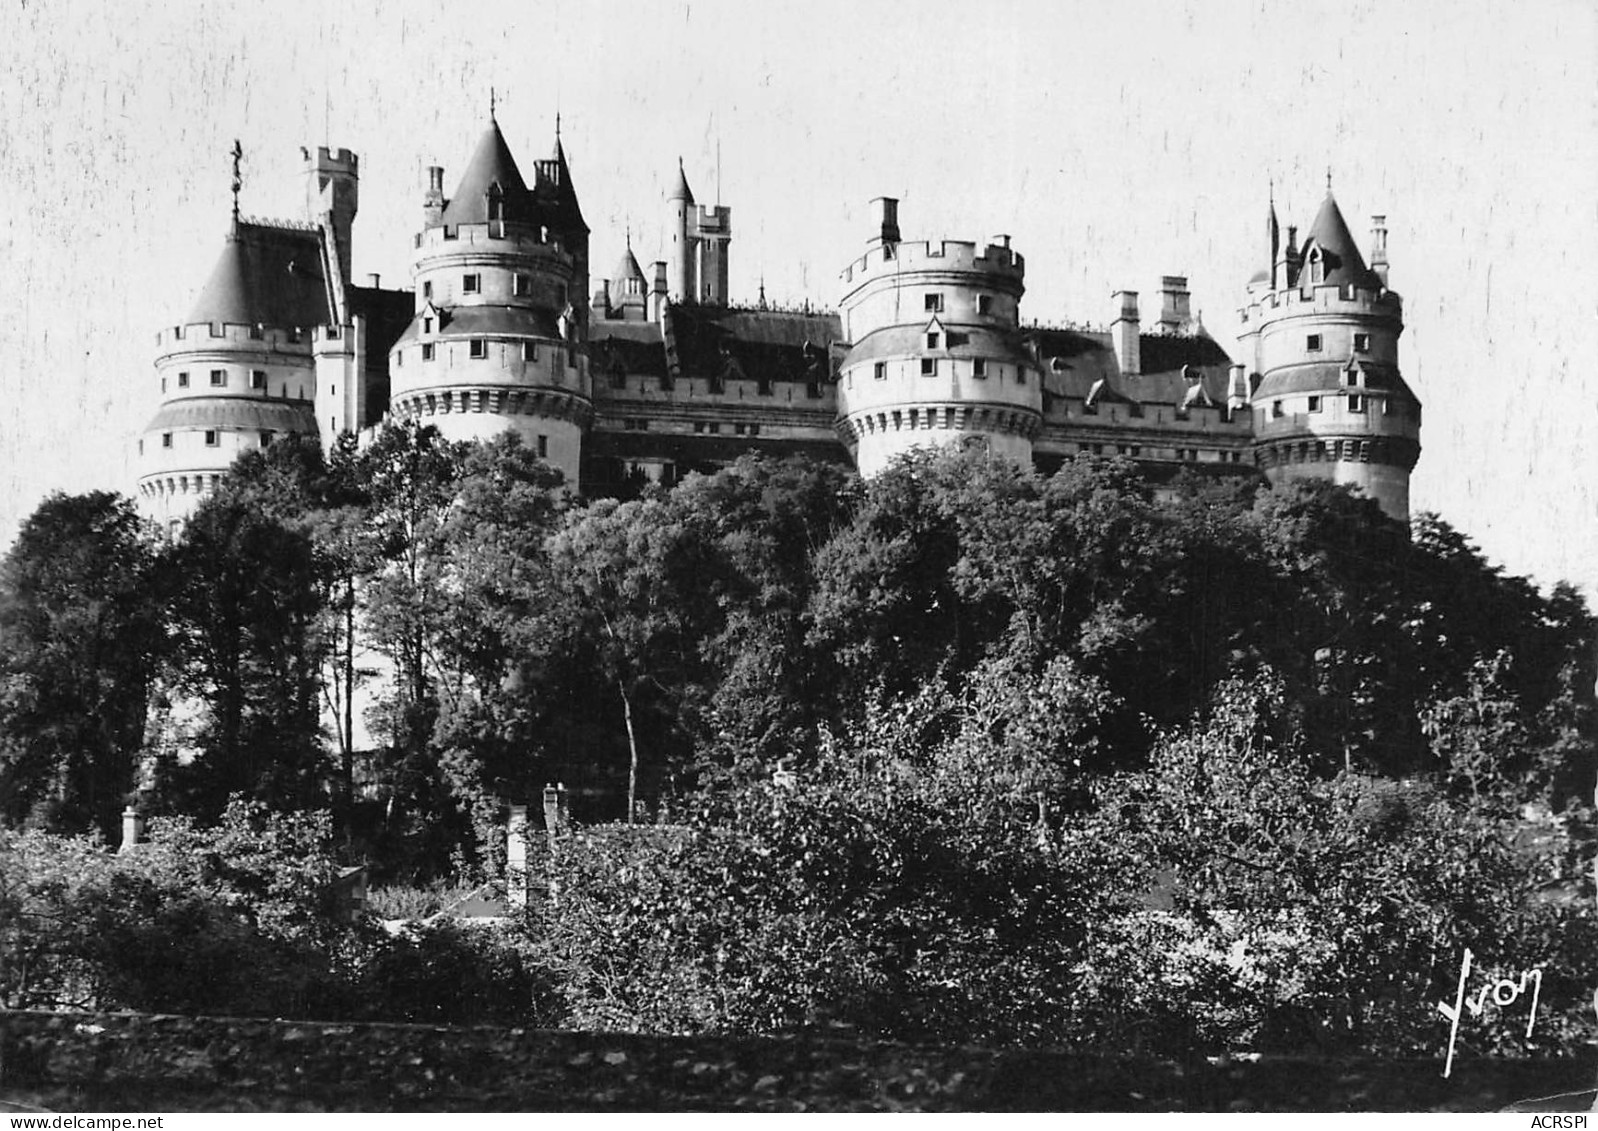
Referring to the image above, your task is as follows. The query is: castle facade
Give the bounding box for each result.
[136,113,1421,526]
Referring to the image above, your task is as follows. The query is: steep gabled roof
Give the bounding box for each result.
[186,222,328,328]
[612,247,646,285]
[1300,193,1378,289]
[537,136,588,234]
[440,120,537,227]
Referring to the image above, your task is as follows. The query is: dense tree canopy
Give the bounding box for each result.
[0,436,1592,1057]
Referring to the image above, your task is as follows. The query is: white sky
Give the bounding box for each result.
[2,0,1594,599]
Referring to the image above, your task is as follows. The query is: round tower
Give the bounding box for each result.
[666,158,695,303]
[1237,192,1421,521]
[388,116,593,484]
[835,198,1039,476]
[137,214,326,532]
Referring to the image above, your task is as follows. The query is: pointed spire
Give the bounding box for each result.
[440,118,534,226]
[669,157,694,204]
[489,86,497,122]
[230,139,243,227]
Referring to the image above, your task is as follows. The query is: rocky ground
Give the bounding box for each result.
[0,1010,1593,1112]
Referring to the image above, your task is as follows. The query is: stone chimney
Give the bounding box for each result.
[506,804,529,911]
[1370,215,1389,287]
[649,260,670,323]
[1227,364,1249,412]
[1111,290,1141,376]
[119,804,144,855]
[870,197,900,246]
[424,165,446,225]
[1156,276,1191,333]
[542,782,569,848]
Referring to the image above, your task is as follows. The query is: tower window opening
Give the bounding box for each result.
[251,370,266,390]
[1015,368,1026,386]
[470,339,488,360]
[249,324,264,340]
[1306,334,1322,352]
[537,435,549,458]
[160,377,167,393]
[161,432,172,448]
[920,358,937,377]
[708,422,722,435]
[524,342,537,362]
[972,358,987,378]
[260,432,273,448]
[395,350,403,367]
[288,327,302,343]
[423,317,433,334]
[1348,394,1366,413]
[177,371,190,388]
[514,274,532,297]
[462,274,481,294]
[924,293,944,312]
[1353,332,1370,352]
[209,369,226,387]
[874,362,887,380]
[978,295,993,315]
[423,281,433,300]
[926,332,940,350]
[1272,400,1284,418]
[421,343,435,361]
[204,430,219,447]
[1308,395,1321,413]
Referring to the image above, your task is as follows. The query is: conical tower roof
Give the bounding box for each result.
[668,158,694,204]
[440,119,537,226]
[185,222,328,327]
[613,246,646,284]
[1301,192,1378,288]
[539,133,588,234]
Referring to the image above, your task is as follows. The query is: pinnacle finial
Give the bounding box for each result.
[490,87,497,122]
[555,110,561,140]
[230,138,242,224]
[625,221,631,250]
[1268,176,1274,204]
[1326,166,1333,193]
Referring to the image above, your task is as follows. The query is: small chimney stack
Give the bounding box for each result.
[424,165,446,225]
[649,260,670,323]
[870,197,900,246]
[1227,363,1249,412]
[1156,275,1191,333]
[1369,215,1389,287]
[1111,290,1141,376]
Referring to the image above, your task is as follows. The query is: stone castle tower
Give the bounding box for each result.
[386,114,594,484]
[138,109,1422,529]
[834,198,1039,476]
[1236,187,1421,520]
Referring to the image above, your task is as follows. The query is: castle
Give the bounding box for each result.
[136,112,1421,526]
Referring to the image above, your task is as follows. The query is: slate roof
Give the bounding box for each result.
[590,305,843,388]
[1254,360,1419,402]
[143,397,320,434]
[185,222,329,328]
[612,247,646,285]
[439,120,538,227]
[845,324,1034,367]
[394,304,562,344]
[1026,327,1236,409]
[1300,193,1379,289]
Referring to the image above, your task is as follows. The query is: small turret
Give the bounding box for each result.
[667,158,694,302]
[306,146,359,283]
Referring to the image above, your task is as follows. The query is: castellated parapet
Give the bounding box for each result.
[836,200,1039,476]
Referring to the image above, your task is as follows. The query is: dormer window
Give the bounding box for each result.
[462,274,481,294]
[1308,248,1325,284]
[924,293,944,312]
[926,333,940,350]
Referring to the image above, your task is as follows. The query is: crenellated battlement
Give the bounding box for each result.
[155,321,317,357]
[414,221,576,265]
[1240,280,1402,329]
[840,239,1025,288]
